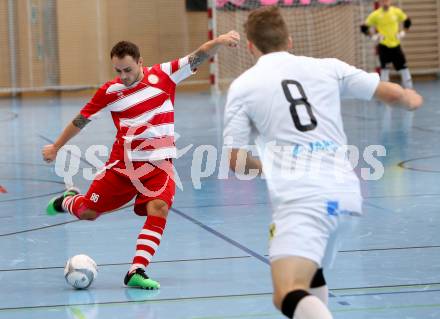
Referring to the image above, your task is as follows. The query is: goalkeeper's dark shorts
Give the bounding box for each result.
[377,44,407,70]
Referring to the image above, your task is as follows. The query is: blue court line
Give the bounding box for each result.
[0,220,79,237]
[0,111,18,122]
[339,245,440,253]
[413,126,440,135]
[0,188,64,203]
[0,292,273,312]
[175,202,269,209]
[171,207,270,265]
[39,133,347,303]
[171,208,349,303]
[333,282,440,291]
[341,112,378,121]
[0,256,254,272]
[337,288,440,298]
[2,287,439,312]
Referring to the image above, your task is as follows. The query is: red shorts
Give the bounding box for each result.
[83,159,175,216]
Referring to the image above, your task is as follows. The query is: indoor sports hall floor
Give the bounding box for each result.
[0,79,439,319]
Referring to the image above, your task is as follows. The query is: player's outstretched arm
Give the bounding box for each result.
[374,82,423,111]
[42,113,90,163]
[188,30,240,71]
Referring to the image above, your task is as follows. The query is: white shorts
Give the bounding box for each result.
[269,193,362,268]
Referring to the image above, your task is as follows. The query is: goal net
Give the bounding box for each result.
[211,0,377,93]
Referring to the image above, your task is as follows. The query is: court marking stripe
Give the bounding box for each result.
[171,208,351,302]
[0,189,65,203]
[171,207,270,265]
[1,289,440,312]
[31,133,437,310]
[2,252,439,294]
[0,111,18,122]
[0,255,254,272]
[0,293,272,312]
[339,245,440,253]
[0,203,135,237]
[332,302,440,314]
[413,126,440,135]
[332,282,440,291]
[3,200,440,256]
[174,202,269,209]
[192,302,440,319]
[0,220,80,237]
[398,154,440,173]
[336,288,440,298]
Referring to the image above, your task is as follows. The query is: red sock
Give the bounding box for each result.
[129,215,166,273]
[62,195,89,219]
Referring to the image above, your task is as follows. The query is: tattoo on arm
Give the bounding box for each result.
[189,50,210,70]
[72,114,91,129]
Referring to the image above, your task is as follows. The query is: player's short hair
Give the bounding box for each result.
[110,41,141,62]
[244,6,289,54]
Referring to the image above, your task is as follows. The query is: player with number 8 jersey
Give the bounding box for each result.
[223,6,422,319]
[224,50,378,208]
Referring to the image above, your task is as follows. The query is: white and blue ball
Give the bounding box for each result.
[64,254,98,289]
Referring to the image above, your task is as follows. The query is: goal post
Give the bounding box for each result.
[209,0,377,93]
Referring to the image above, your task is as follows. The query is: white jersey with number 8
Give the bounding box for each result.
[223,52,380,212]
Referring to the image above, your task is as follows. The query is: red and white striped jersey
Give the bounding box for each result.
[80,56,194,161]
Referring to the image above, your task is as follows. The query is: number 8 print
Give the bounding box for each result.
[281,80,318,132]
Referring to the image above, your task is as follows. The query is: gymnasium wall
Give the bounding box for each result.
[56,0,210,90]
[399,0,440,75]
[0,0,10,88]
[0,0,438,94]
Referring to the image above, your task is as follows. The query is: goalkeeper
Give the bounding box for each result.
[361,0,413,88]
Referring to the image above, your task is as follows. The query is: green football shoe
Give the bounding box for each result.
[124,268,160,290]
[46,187,80,216]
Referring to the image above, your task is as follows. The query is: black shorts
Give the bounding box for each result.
[377,44,407,70]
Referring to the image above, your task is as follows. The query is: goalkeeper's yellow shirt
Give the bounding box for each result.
[365,6,407,48]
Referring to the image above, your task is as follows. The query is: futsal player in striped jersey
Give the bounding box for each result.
[42,31,240,289]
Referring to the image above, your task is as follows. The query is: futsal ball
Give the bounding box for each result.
[64,254,98,289]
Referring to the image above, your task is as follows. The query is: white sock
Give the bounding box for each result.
[128,265,142,274]
[380,68,390,82]
[293,295,333,319]
[310,285,329,305]
[399,68,413,88]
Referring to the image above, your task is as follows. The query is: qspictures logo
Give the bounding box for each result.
[54,130,386,198]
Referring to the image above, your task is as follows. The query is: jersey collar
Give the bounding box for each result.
[257,51,291,65]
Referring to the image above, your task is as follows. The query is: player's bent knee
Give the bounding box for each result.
[278,289,310,318]
[147,199,169,218]
[273,291,285,310]
[79,209,98,221]
[273,283,309,310]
